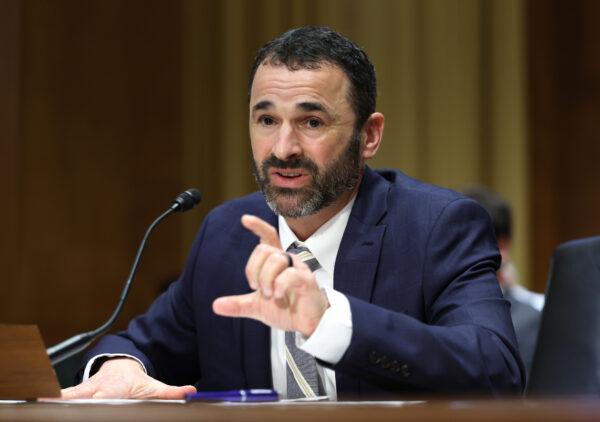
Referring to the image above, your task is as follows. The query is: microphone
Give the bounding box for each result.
[171,188,202,212]
[47,188,202,365]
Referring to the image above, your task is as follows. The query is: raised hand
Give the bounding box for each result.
[212,215,329,337]
[60,357,196,399]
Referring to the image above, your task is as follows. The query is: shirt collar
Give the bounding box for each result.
[278,195,356,277]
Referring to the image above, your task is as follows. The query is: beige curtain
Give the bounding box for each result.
[181,0,530,285]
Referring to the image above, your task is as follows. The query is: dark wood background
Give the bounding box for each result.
[1,0,599,347]
[0,1,203,345]
[528,0,600,291]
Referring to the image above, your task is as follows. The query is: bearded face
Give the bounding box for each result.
[253,131,362,218]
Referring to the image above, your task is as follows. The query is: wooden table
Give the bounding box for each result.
[1,399,600,422]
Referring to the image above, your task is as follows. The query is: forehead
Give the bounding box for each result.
[250,63,351,110]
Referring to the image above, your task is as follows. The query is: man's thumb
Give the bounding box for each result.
[212,293,256,318]
[155,383,197,400]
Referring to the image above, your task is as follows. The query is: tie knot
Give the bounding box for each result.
[287,242,321,272]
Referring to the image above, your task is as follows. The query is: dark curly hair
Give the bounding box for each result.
[248,26,377,131]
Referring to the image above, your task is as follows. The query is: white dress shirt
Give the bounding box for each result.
[273,196,355,399]
[85,197,356,401]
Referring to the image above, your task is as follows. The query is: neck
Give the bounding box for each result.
[284,180,361,241]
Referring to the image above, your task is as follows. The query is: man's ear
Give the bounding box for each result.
[361,112,384,160]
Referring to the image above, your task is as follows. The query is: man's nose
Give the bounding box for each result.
[273,122,302,160]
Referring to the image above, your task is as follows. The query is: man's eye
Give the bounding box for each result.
[306,118,322,128]
[260,116,275,126]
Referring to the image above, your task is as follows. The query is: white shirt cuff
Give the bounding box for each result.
[82,354,147,380]
[298,287,352,364]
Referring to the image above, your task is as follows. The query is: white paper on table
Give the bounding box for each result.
[36,398,185,405]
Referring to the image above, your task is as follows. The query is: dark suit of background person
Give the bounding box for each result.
[463,186,544,374]
[87,167,525,397]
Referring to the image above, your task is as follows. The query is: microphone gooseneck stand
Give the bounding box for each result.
[46,189,201,366]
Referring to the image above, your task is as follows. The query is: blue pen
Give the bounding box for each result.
[185,389,279,402]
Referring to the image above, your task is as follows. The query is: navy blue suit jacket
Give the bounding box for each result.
[88,168,525,397]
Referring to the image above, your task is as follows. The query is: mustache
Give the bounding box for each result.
[260,154,319,174]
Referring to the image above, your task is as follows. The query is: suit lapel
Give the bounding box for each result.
[334,167,389,397]
[334,167,389,302]
[334,219,386,302]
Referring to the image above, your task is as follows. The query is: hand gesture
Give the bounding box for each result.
[212,215,329,337]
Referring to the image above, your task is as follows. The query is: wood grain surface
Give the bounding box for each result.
[1,399,600,422]
[0,325,60,399]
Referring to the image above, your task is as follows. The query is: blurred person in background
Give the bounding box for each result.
[463,186,544,374]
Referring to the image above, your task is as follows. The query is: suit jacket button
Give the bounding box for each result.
[400,364,411,378]
[369,351,381,365]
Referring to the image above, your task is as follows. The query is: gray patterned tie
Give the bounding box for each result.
[285,242,324,399]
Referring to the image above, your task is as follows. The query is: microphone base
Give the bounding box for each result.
[47,333,95,366]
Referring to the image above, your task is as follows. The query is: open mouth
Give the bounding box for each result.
[274,170,303,179]
[269,169,309,187]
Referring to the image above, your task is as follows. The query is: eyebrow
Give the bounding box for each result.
[252,100,273,114]
[297,101,326,113]
[251,100,332,117]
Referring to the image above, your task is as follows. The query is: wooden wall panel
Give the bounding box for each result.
[180,0,225,253]
[528,0,600,291]
[0,0,187,345]
[0,0,22,321]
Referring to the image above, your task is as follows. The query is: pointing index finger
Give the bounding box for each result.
[241,215,281,248]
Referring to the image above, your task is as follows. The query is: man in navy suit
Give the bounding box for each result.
[63,26,524,400]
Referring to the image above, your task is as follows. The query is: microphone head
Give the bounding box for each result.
[172,188,202,212]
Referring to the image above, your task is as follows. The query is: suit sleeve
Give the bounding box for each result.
[81,214,212,386]
[331,198,525,395]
